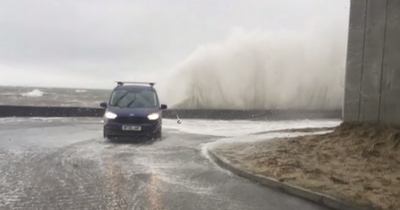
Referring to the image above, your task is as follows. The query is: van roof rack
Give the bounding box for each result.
[116,81,156,87]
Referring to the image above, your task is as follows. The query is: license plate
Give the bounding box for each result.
[122,125,141,131]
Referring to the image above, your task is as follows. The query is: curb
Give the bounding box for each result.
[207,148,377,210]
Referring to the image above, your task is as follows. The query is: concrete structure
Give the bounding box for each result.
[343,0,400,124]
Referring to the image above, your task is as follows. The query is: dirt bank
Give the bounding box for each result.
[212,123,400,210]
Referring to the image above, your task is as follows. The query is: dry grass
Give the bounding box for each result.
[213,123,400,210]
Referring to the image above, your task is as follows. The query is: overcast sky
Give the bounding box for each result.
[0,0,349,89]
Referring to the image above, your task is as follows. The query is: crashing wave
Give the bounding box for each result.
[21,89,45,97]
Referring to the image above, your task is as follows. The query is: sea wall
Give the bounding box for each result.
[0,105,341,120]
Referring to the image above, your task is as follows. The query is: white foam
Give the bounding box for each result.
[75,89,87,93]
[205,130,331,150]
[163,119,340,137]
[21,89,44,97]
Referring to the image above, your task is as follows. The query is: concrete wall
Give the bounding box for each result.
[343,0,400,124]
[0,105,341,120]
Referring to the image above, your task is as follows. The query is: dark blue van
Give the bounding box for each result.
[100,81,167,140]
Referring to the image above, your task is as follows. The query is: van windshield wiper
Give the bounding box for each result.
[125,98,137,107]
[112,92,129,107]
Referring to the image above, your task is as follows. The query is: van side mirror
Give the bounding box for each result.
[100,102,107,108]
[160,104,168,110]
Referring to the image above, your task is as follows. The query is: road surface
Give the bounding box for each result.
[0,117,337,210]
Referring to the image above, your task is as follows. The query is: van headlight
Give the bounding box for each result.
[104,111,117,119]
[148,113,160,120]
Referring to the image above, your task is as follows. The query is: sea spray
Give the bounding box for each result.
[157,22,348,110]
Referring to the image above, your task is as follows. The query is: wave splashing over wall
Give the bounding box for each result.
[158,24,347,110]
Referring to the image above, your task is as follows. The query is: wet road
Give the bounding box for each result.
[0,117,330,210]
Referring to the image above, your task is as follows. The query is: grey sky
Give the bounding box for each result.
[0,0,349,88]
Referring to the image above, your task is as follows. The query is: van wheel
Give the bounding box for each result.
[103,129,110,140]
[153,130,162,140]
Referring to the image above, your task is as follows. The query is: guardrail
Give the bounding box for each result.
[0,105,342,120]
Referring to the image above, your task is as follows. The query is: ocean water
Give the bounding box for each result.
[0,86,111,108]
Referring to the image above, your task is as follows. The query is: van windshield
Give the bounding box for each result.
[109,89,158,108]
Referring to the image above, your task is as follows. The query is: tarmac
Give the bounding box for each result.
[0,117,331,210]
